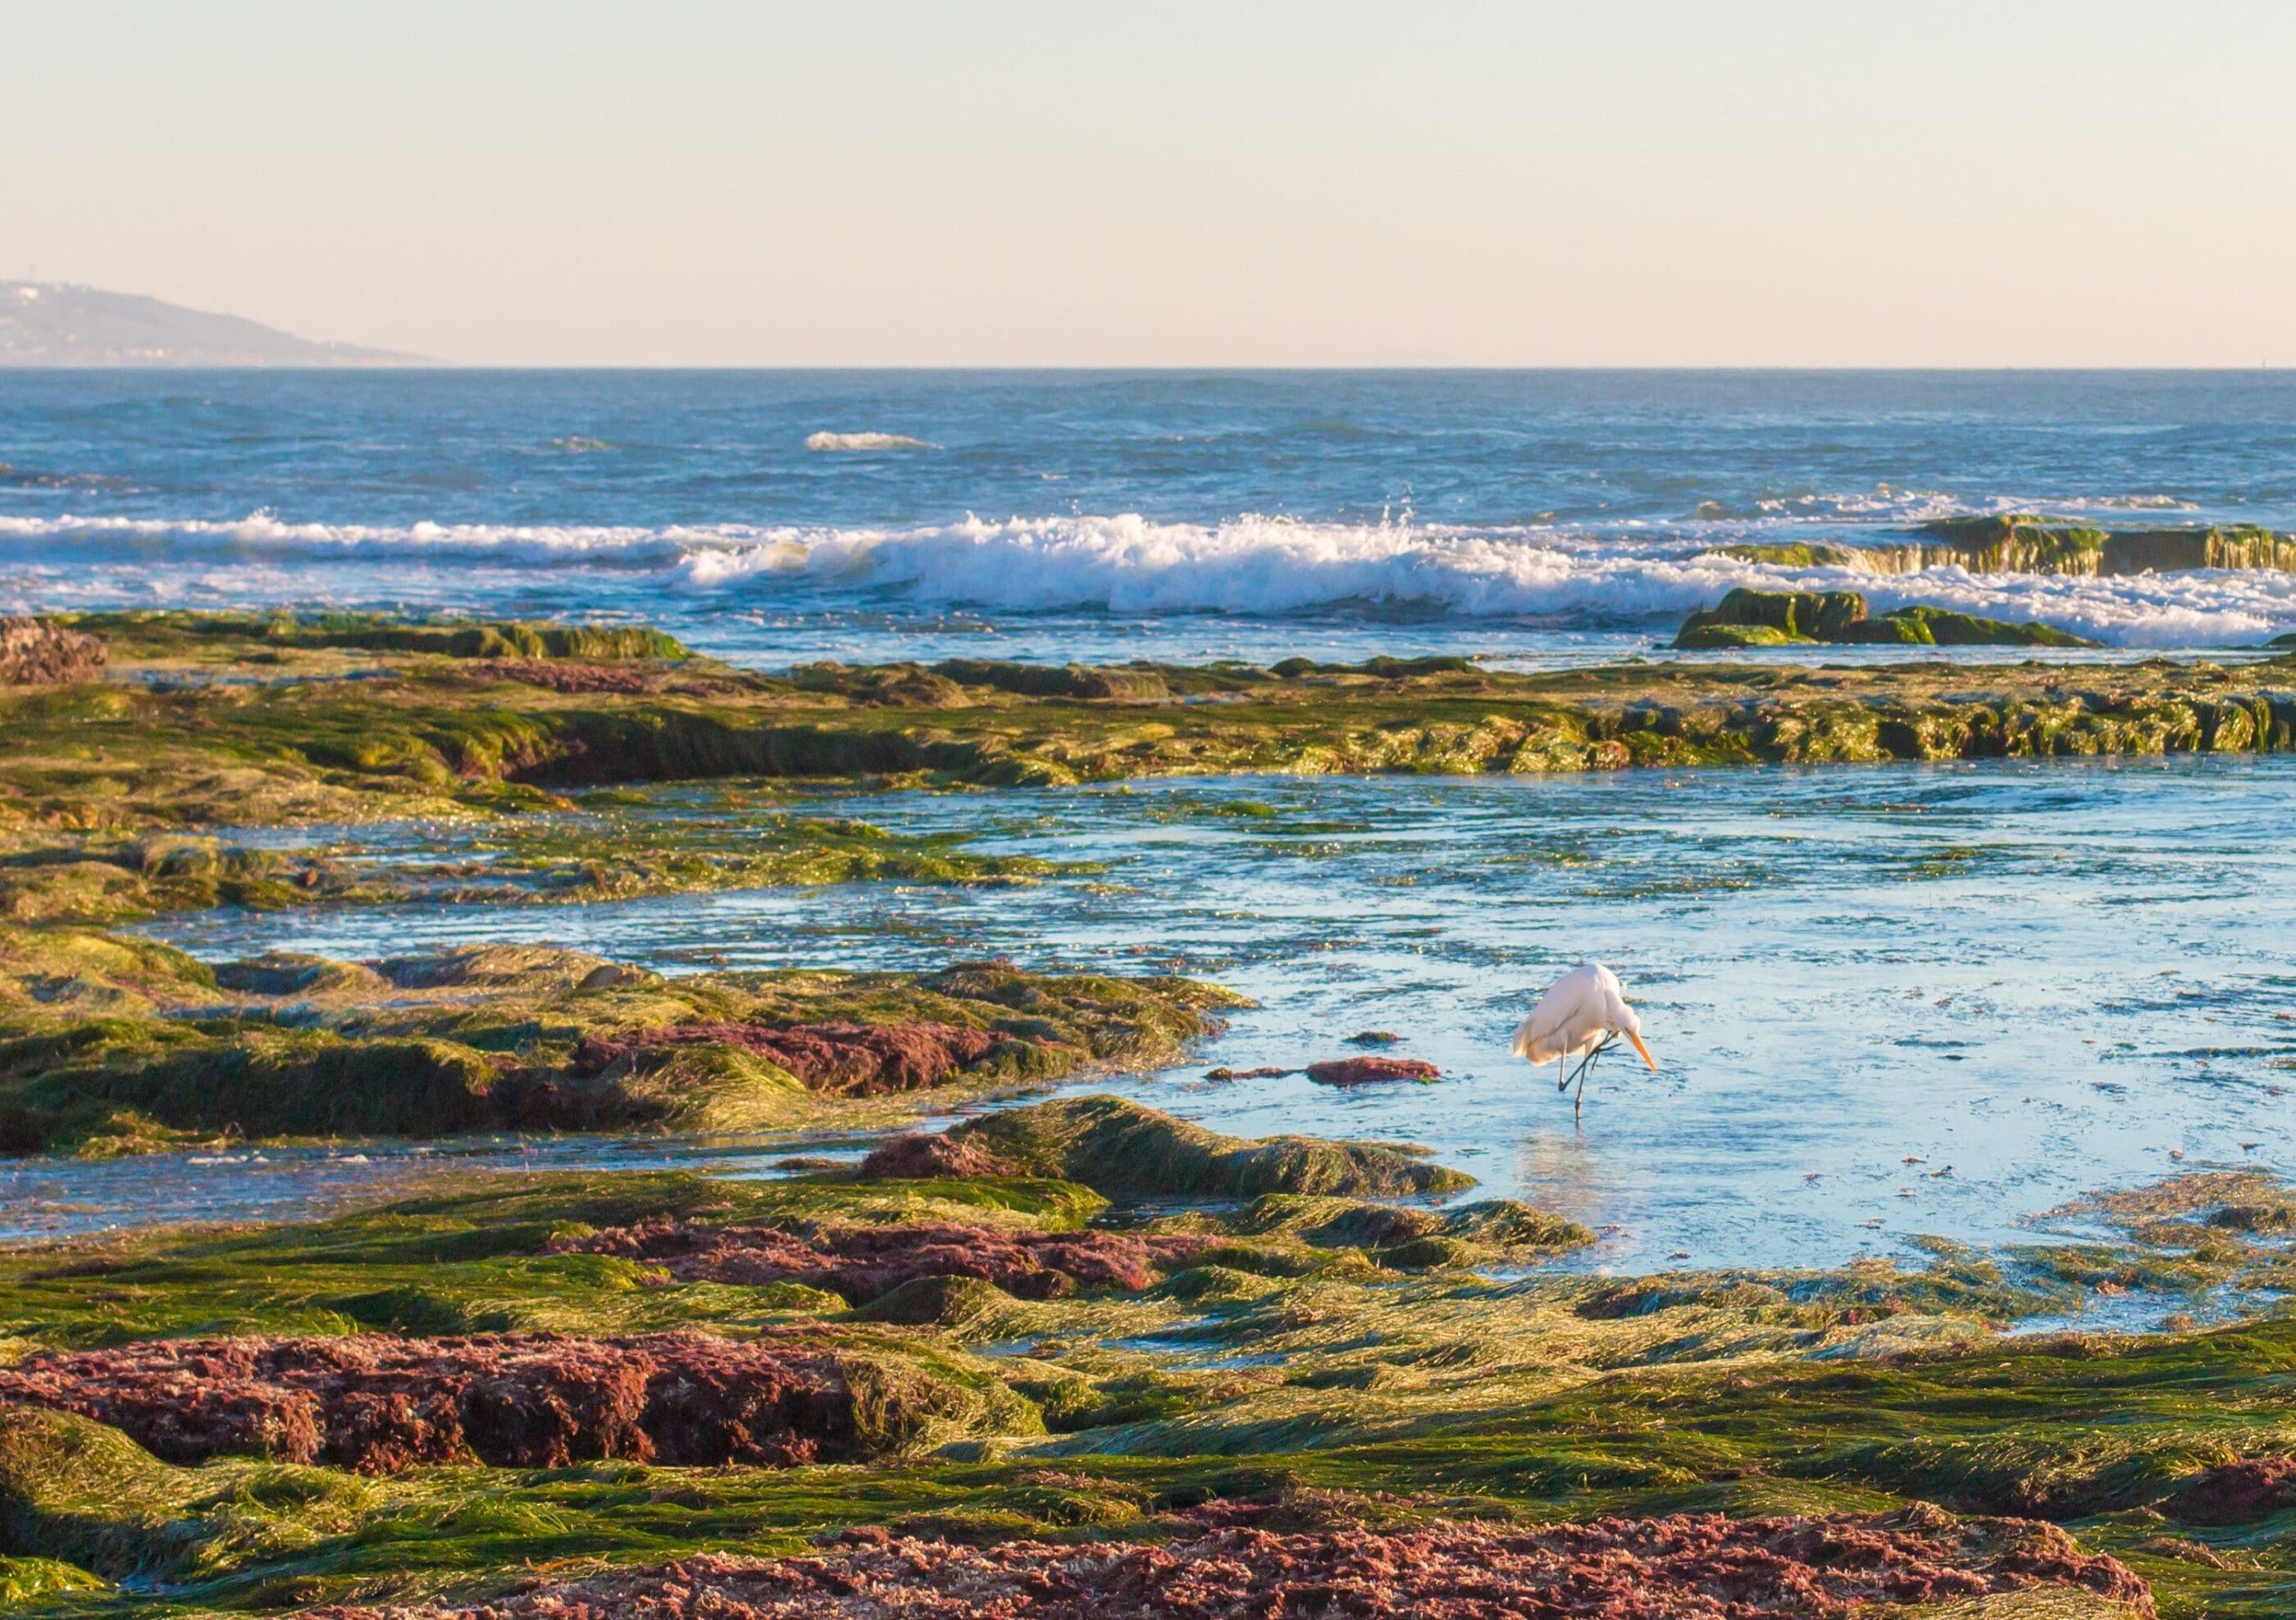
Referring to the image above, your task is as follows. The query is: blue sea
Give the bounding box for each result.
[7,368,2296,662]
[7,370,2296,1282]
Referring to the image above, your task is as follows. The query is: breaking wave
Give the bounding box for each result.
[6,509,2296,647]
[804,431,938,452]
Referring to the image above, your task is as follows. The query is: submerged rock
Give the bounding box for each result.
[1305,1055,1440,1086]
[309,1503,2151,1619]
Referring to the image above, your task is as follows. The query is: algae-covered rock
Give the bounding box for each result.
[1896,514,2296,576]
[1674,622,1812,649]
[1678,588,1870,646]
[934,660,1170,702]
[1676,587,2097,651]
[1841,606,2098,648]
[1710,542,1861,568]
[944,1096,1474,1199]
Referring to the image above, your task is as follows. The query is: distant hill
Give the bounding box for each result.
[0,283,425,366]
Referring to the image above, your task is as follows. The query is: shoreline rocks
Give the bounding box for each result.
[0,617,105,686]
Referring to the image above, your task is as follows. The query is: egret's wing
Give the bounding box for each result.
[1510,966,1600,1063]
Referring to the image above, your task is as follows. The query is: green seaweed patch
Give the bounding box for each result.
[945,1096,1474,1200]
[1675,589,2096,651]
[0,935,1245,1154]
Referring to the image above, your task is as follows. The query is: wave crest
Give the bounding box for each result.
[804,431,938,452]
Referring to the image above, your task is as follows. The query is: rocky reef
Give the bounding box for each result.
[311,1504,2152,1618]
[1719,514,2296,577]
[10,612,2296,866]
[9,1160,2296,1612]
[1675,588,2097,649]
[0,931,1241,1154]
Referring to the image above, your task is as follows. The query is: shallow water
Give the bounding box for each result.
[103,755,2296,1272]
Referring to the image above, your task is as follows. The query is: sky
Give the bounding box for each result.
[6,1,2294,367]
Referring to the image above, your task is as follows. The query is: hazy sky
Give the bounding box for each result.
[7,2,2294,366]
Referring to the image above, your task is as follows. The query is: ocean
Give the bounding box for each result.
[7,368,2296,664]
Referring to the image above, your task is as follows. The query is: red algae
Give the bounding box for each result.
[308,1504,2152,1619]
[856,1131,1018,1180]
[576,1020,1008,1096]
[551,1219,1209,1302]
[0,1331,863,1472]
[2159,1455,2296,1525]
[1305,1056,1441,1086]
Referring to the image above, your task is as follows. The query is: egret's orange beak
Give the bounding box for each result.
[1625,1031,1657,1072]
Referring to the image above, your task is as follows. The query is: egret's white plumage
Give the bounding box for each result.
[1512,962,1656,1118]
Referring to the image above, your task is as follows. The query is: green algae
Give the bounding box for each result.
[1894,516,2296,577]
[0,933,1245,1155]
[12,613,2296,851]
[60,611,692,666]
[945,1095,1474,1199]
[1676,589,2098,650]
[0,804,1068,928]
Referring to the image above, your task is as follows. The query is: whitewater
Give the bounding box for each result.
[5,368,2295,664]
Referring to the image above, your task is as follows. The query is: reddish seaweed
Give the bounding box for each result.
[576,1020,1008,1096]
[2159,1455,2296,1525]
[311,1504,2151,1618]
[552,1218,1208,1303]
[1305,1056,1441,1086]
[0,1331,860,1472]
[856,1131,1018,1180]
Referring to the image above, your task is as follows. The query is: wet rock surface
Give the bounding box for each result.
[312,1504,2152,1619]
[551,1218,1210,1302]
[0,617,105,686]
[0,1331,899,1472]
[1306,1055,1442,1086]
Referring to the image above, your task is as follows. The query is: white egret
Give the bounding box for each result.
[1510,962,1656,1122]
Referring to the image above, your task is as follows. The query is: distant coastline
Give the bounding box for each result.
[0,281,424,367]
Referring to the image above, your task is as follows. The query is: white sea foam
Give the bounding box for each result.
[804,431,939,452]
[7,510,2296,647]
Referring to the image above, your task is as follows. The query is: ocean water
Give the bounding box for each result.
[6,369,2296,661]
[6,371,2296,1274]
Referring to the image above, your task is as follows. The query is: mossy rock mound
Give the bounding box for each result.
[1675,588,1866,647]
[945,1096,1473,1200]
[1674,622,1812,650]
[1676,587,2095,651]
[844,1275,1015,1328]
[0,1405,191,1576]
[1710,543,1861,568]
[934,659,1170,702]
[70,610,690,663]
[1847,606,2097,648]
